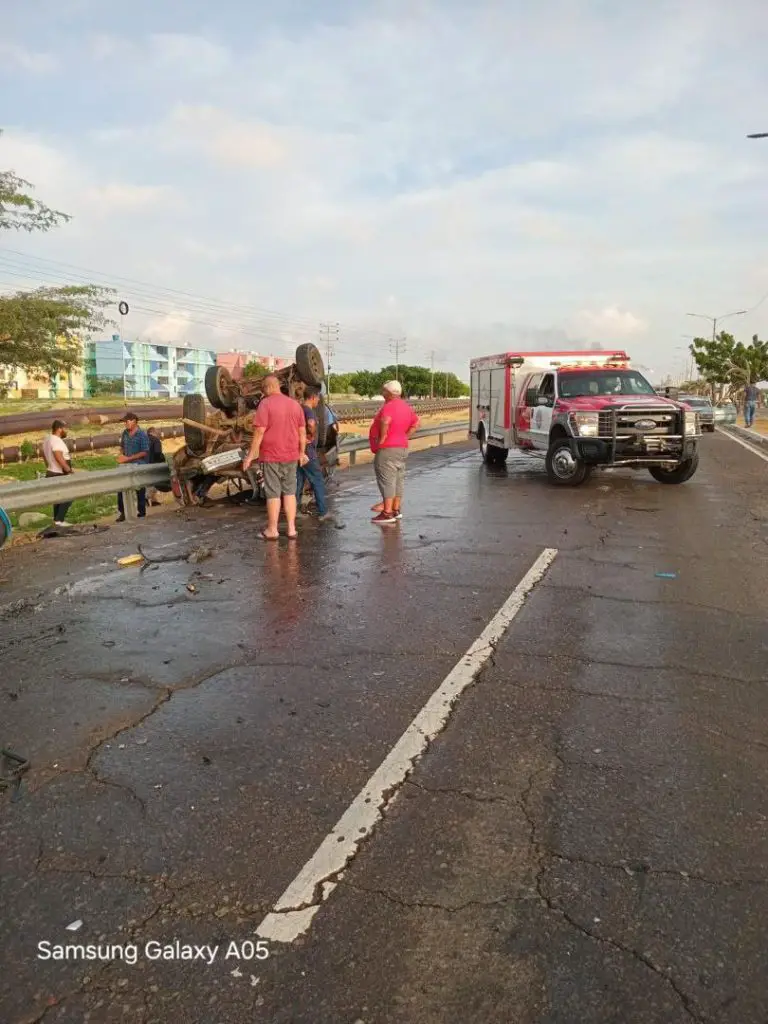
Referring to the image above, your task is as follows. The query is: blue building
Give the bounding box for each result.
[84,337,217,399]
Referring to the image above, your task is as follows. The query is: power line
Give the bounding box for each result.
[319,321,340,380]
[389,337,406,381]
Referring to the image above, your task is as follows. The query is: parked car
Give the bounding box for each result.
[714,402,738,426]
[679,395,715,432]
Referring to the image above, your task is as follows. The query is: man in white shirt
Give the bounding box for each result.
[42,419,73,526]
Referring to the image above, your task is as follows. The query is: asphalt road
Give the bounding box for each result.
[1,430,767,1024]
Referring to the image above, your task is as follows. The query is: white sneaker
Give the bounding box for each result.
[54,520,72,527]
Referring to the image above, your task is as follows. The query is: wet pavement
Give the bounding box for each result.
[1,433,767,1024]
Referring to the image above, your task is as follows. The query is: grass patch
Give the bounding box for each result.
[0,453,120,531]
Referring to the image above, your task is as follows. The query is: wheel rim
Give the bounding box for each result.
[480,435,488,457]
[552,447,578,479]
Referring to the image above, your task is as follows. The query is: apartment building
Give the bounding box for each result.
[216,350,289,379]
[84,336,217,398]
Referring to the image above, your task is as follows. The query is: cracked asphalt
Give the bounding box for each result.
[1,431,767,1024]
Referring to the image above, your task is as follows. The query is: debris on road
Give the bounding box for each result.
[186,583,198,594]
[117,553,145,568]
[0,748,30,802]
[136,543,214,568]
[65,920,83,932]
[655,571,679,579]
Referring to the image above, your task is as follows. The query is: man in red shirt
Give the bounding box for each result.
[368,379,420,526]
[243,375,308,540]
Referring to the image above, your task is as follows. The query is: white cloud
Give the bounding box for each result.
[573,308,649,339]
[0,42,58,74]
[4,1,768,377]
[167,106,286,169]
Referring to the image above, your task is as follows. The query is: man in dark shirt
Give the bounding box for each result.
[146,427,165,506]
[744,383,760,428]
[116,412,150,522]
[296,387,330,521]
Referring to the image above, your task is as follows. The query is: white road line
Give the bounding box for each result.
[721,428,768,464]
[256,547,558,944]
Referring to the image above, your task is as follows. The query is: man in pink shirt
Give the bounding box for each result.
[368,379,420,526]
[242,376,307,540]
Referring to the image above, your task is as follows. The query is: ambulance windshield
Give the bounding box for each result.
[558,370,656,398]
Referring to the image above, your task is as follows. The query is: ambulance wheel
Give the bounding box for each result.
[648,452,699,484]
[479,430,508,465]
[546,439,591,486]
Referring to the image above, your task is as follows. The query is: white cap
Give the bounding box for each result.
[383,379,402,396]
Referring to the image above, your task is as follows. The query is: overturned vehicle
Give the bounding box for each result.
[169,343,339,506]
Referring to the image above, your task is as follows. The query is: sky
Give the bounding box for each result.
[2,0,768,379]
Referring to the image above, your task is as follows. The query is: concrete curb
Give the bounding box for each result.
[725,423,768,446]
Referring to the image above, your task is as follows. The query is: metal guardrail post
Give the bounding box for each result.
[121,488,138,521]
[348,450,357,466]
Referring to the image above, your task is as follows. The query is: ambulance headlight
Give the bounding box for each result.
[571,412,600,437]
[684,410,698,436]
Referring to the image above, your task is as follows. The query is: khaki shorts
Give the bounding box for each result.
[261,461,298,499]
[374,447,408,500]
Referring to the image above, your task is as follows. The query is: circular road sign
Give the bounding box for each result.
[118,301,129,316]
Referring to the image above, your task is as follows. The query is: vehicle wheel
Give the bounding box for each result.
[205,365,236,411]
[182,394,208,456]
[479,428,508,464]
[295,343,325,386]
[316,400,329,448]
[546,439,591,486]
[648,452,699,484]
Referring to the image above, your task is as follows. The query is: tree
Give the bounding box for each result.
[0,284,115,380]
[328,372,353,394]
[243,360,268,379]
[690,332,768,399]
[349,370,381,398]
[0,131,70,233]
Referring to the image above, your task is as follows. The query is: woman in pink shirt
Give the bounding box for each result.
[368,380,420,526]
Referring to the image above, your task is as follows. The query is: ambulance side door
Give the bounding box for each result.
[515,373,541,450]
[530,372,556,451]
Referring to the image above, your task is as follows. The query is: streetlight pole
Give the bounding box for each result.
[686,309,747,342]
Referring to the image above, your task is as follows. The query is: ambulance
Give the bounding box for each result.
[469,350,700,486]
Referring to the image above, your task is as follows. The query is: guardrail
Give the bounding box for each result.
[0,420,469,545]
[0,399,471,465]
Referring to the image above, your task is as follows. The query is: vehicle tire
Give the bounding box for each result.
[316,400,329,449]
[205,365,236,411]
[182,394,207,456]
[648,452,699,484]
[295,343,325,386]
[479,428,508,465]
[546,439,591,486]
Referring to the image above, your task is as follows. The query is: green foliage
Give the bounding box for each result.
[348,365,469,398]
[86,374,125,397]
[690,333,768,396]
[328,372,353,393]
[0,284,115,378]
[243,361,267,379]
[0,130,71,232]
[18,438,36,460]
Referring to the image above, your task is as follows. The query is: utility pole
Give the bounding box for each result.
[319,322,339,383]
[429,350,436,399]
[686,309,747,343]
[389,337,406,382]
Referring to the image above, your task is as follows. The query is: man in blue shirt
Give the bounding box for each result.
[296,388,330,521]
[744,383,760,428]
[116,412,150,522]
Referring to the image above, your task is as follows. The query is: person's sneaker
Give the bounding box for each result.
[392,509,403,520]
[54,520,72,527]
[317,513,334,523]
[371,512,396,526]
[115,515,126,523]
